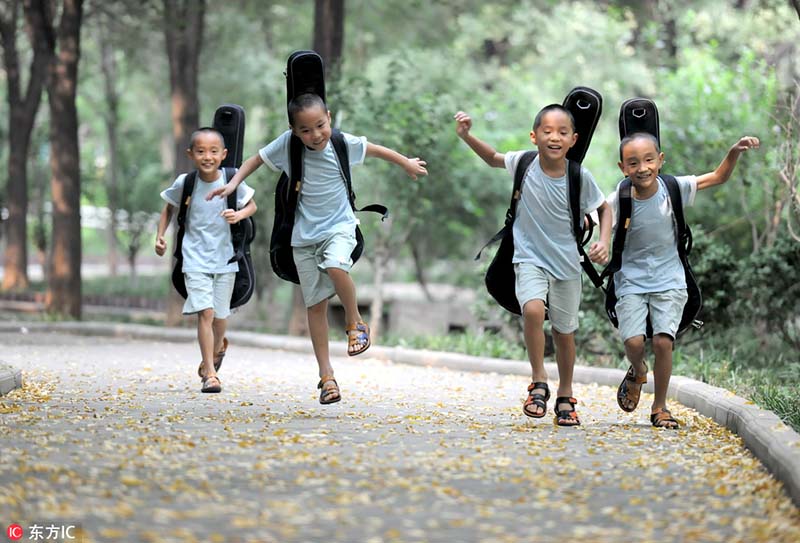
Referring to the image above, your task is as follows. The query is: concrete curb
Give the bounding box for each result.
[1,320,798,506]
[0,361,23,396]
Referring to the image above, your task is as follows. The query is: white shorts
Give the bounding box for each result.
[293,230,358,307]
[514,263,582,334]
[182,271,236,318]
[616,289,689,341]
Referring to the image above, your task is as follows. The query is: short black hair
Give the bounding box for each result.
[619,132,660,161]
[189,127,225,149]
[532,104,576,132]
[288,93,328,126]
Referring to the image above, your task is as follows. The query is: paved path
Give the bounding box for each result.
[1,330,799,543]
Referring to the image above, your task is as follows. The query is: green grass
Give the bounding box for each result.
[27,273,171,298]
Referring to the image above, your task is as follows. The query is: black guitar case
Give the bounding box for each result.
[618,97,660,144]
[213,104,246,169]
[285,50,326,113]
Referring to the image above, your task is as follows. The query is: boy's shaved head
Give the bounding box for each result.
[189,127,225,149]
[532,104,576,132]
[620,132,660,160]
[288,93,328,126]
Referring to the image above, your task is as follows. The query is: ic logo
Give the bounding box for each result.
[6,524,24,541]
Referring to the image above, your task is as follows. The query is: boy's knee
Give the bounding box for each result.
[522,300,546,325]
[652,334,674,352]
[198,308,214,322]
[307,300,327,315]
[624,335,646,350]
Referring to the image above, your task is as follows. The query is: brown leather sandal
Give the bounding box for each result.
[318,375,341,405]
[346,321,370,356]
[201,374,222,393]
[617,362,648,412]
[650,408,680,429]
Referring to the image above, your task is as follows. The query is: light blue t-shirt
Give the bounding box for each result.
[160,169,255,274]
[607,175,697,296]
[504,152,605,280]
[259,130,367,247]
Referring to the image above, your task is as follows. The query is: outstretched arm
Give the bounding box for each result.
[155,202,174,256]
[206,153,265,200]
[221,198,257,224]
[695,136,760,191]
[365,143,428,179]
[453,111,505,169]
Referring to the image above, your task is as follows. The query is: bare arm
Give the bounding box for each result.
[695,136,760,191]
[221,198,257,224]
[587,200,612,265]
[206,153,265,200]
[155,202,175,256]
[453,111,505,169]
[365,142,428,179]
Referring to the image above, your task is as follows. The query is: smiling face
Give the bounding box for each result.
[290,104,332,151]
[186,130,227,180]
[618,134,665,197]
[530,109,578,161]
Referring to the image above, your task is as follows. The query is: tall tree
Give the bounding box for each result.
[313,0,344,77]
[0,0,47,291]
[163,0,204,325]
[24,0,84,318]
[96,10,120,276]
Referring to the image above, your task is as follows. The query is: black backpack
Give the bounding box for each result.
[270,50,387,284]
[601,97,702,337]
[171,104,256,309]
[478,87,604,315]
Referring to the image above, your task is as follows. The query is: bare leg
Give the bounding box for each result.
[522,299,548,416]
[307,299,334,379]
[552,329,576,401]
[327,267,362,327]
[619,335,648,411]
[197,309,217,379]
[212,317,227,356]
[651,334,674,413]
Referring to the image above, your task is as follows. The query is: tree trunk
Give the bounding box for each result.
[25,0,84,318]
[163,0,204,325]
[368,241,388,340]
[312,0,344,78]
[0,0,47,291]
[98,18,119,276]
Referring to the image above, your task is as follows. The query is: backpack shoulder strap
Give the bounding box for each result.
[330,128,388,219]
[569,160,603,288]
[660,174,692,256]
[567,159,582,241]
[223,167,237,211]
[287,134,304,214]
[174,171,197,258]
[508,151,537,224]
[602,178,632,278]
[330,129,352,197]
[474,151,537,260]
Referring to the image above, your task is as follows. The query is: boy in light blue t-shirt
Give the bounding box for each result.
[156,127,256,393]
[609,132,759,428]
[209,93,427,405]
[455,105,612,426]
